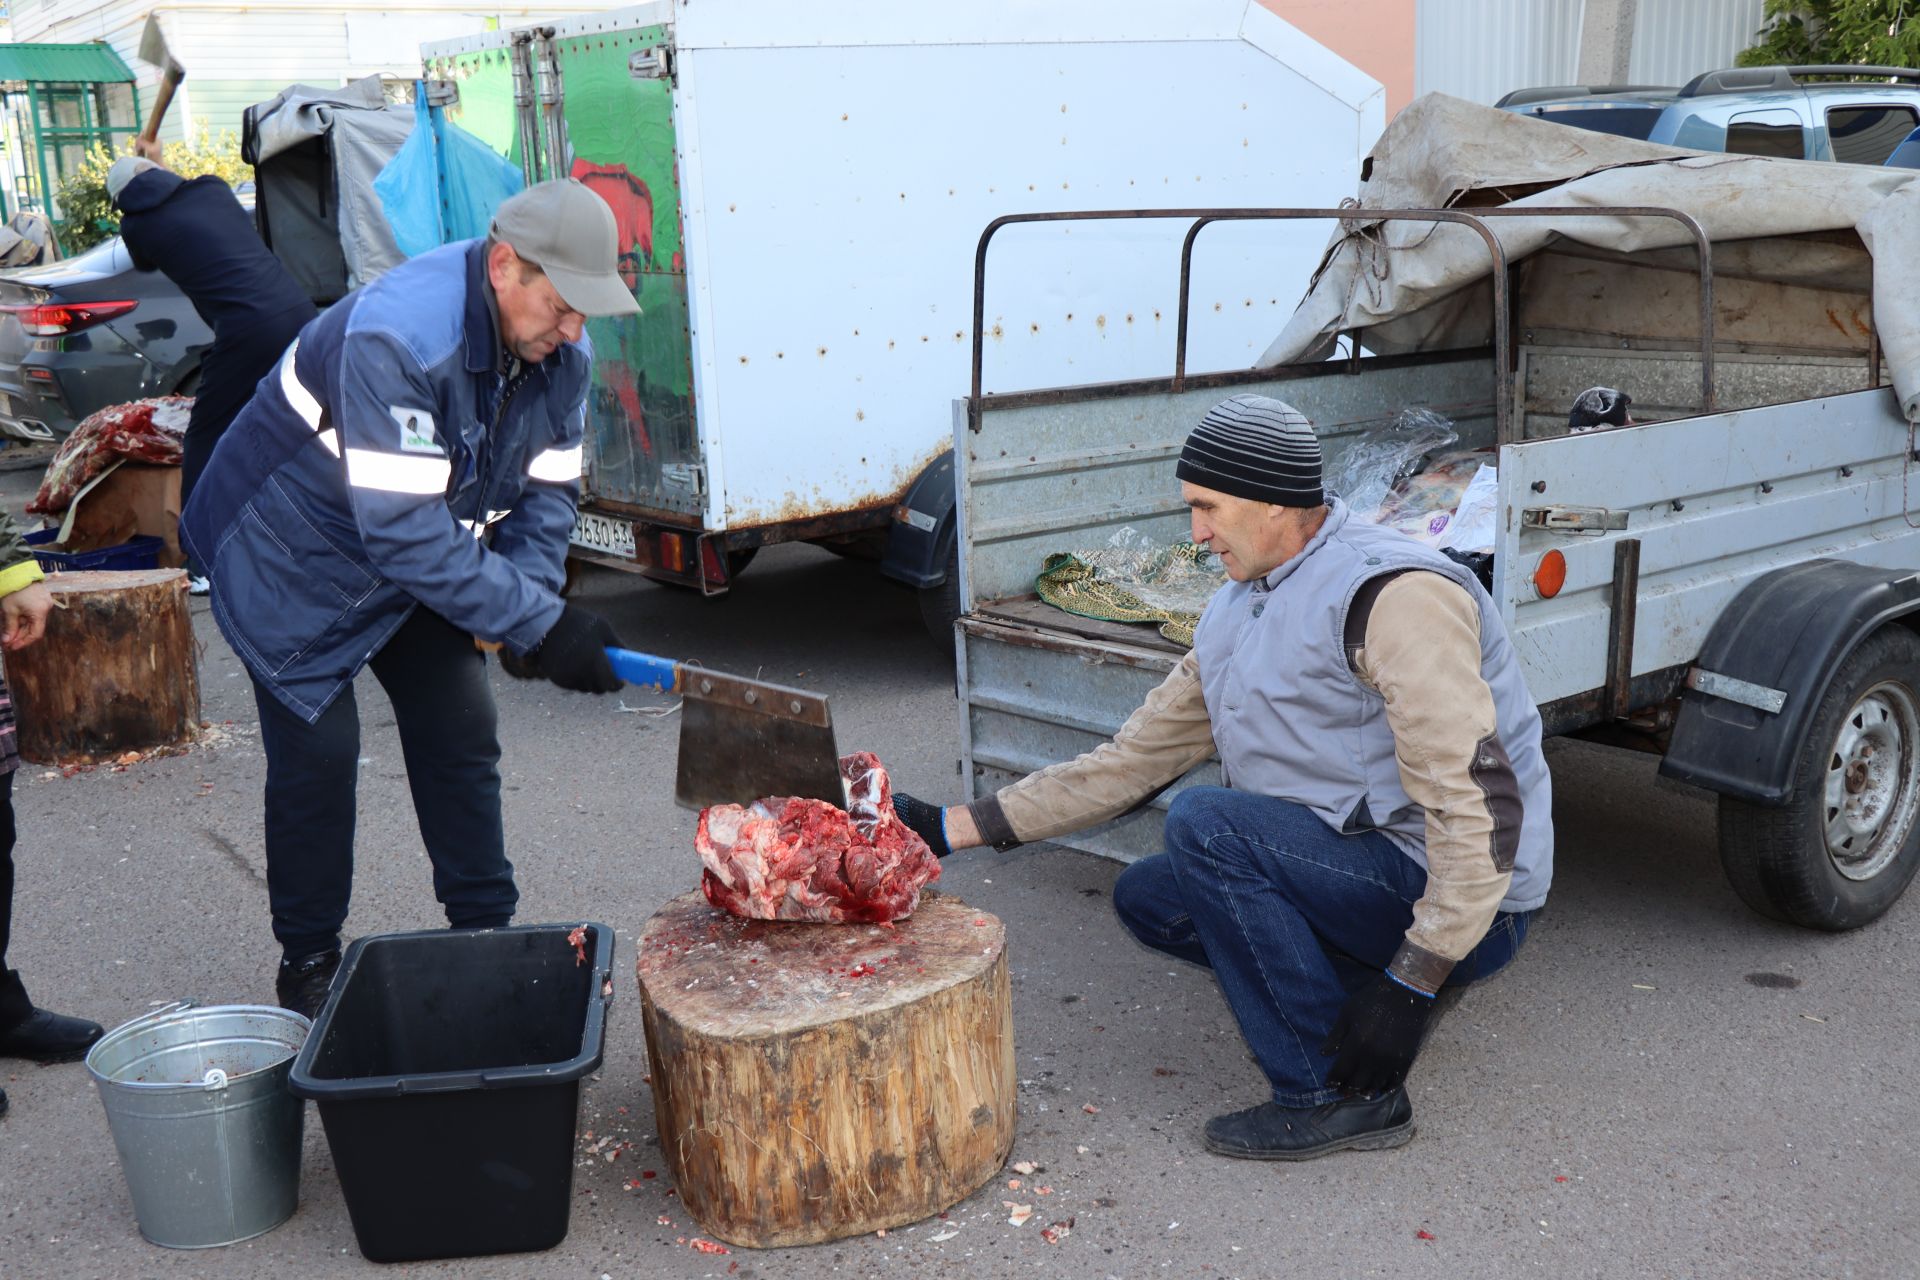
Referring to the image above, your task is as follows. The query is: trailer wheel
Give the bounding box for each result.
[1718,625,1920,930]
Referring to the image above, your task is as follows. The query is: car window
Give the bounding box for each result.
[1827,105,1920,165]
[1726,110,1806,158]
[1526,105,1664,140]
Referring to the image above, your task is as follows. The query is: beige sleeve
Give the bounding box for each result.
[969,650,1216,847]
[1352,572,1519,993]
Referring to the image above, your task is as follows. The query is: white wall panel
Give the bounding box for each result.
[1416,0,1582,104]
[1629,0,1767,87]
[1417,0,1766,105]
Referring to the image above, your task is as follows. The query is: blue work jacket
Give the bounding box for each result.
[180,240,588,722]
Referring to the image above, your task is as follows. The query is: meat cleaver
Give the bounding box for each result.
[605,647,845,811]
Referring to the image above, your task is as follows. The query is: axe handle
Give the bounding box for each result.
[139,68,183,145]
[606,647,678,692]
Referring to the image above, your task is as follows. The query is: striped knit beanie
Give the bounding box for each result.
[1174,395,1324,508]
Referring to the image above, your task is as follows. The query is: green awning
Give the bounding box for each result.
[0,42,136,86]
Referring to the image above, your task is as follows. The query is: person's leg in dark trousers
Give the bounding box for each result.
[0,768,104,1073]
[253,677,362,963]
[0,771,30,1034]
[367,609,518,930]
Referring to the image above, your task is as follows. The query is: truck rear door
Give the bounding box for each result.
[427,10,701,531]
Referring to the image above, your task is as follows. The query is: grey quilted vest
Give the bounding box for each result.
[1191,499,1552,911]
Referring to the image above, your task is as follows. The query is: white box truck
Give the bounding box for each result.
[418,0,1382,632]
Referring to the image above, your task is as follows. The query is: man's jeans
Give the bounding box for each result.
[1112,786,1533,1107]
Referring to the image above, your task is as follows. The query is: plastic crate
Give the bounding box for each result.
[24,528,163,573]
[288,924,613,1263]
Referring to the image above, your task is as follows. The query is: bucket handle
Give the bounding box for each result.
[123,998,196,1029]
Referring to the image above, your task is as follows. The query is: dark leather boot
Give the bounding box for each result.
[275,950,342,1021]
[1203,1086,1414,1161]
[0,1008,106,1063]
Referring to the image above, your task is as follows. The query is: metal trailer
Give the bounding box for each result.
[417,0,1383,627]
[956,205,1920,931]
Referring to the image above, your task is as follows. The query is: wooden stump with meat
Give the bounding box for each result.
[637,889,1015,1248]
[4,568,199,765]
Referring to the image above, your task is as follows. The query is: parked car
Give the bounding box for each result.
[0,235,210,441]
[1497,64,1920,164]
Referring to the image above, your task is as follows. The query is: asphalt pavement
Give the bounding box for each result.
[0,466,1912,1280]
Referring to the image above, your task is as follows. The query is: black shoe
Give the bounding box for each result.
[275,950,341,1021]
[0,1008,106,1064]
[1203,1086,1414,1161]
[0,1086,8,1117]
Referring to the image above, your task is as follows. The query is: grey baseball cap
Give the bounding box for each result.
[490,178,641,318]
[106,156,161,204]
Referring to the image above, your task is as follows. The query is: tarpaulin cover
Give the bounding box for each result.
[29,398,191,516]
[244,77,412,299]
[1258,94,1920,420]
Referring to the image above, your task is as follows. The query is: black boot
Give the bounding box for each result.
[275,949,342,1021]
[1203,1087,1414,1161]
[0,1008,105,1063]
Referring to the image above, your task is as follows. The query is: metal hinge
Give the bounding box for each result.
[1521,505,1629,533]
[1686,667,1787,715]
[630,45,675,82]
[662,462,705,496]
[423,79,460,108]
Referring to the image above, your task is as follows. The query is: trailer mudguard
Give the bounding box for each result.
[1660,559,1920,805]
[879,451,955,589]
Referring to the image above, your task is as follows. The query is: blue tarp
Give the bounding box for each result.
[374,90,524,255]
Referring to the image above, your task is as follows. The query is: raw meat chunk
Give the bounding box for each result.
[696,752,940,923]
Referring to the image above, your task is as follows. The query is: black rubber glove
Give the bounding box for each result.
[1321,972,1438,1095]
[528,604,622,694]
[892,791,954,857]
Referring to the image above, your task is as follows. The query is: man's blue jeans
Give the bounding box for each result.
[1112,786,1533,1107]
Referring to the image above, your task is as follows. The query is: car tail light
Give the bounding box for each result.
[3,300,138,336]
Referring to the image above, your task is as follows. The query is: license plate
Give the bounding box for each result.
[570,510,636,559]
[0,393,12,417]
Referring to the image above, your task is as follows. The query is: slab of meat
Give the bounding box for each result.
[696,752,940,924]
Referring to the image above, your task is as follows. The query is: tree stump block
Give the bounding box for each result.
[637,889,1015,1248]
[5,568,200,765]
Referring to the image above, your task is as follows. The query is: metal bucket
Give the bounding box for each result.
[85,1002,310,1249]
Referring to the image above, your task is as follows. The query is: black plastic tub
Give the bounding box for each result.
[288,923,614,1263]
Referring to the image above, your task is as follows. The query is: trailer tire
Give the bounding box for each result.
[1717,625,1920,930]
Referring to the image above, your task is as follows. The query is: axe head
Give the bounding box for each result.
[139,16,184,79]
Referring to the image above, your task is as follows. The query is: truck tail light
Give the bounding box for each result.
[3,300,138,336]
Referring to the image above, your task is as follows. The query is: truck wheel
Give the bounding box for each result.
[917,543,960,645]
[1718,625,1920,930]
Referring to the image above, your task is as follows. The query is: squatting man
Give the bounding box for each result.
[895,394,1553,1160]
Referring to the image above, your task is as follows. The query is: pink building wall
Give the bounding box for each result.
[1258,0,1415,119]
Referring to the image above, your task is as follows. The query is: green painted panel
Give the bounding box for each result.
[553,25,693,514]
[432,28,693,515]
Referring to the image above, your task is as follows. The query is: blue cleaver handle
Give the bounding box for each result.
[605,647,680,692]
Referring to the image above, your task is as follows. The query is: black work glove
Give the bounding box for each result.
[892,792,954,857]
[1320,972,1438,1096]
[526,604,623,694]
[499,648,540,680]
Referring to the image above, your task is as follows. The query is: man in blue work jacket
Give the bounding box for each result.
[181,179,638,1017]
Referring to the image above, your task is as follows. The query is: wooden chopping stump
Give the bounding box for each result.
[637,889,1015,1248]
[5,569,200,765]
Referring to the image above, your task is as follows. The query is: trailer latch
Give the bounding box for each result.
[630,46,674,81]
[1686,666,1786,715]
[423,80,460,108]
[1521,505,1629,533]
